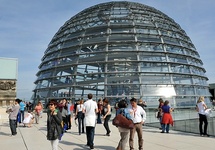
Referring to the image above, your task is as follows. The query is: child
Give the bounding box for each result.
[23,110,34,127]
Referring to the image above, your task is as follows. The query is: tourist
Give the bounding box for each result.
[116,99,132,150]
[160,100,174,133]
[75,99,85,135]
[196,96,210,137]
[128,98,146,150]
[157,98,164,129]
[97,98,103,124]
[66,100,72,130]
[83,93,98,149]
[102,98,111,136]
[23,110,34,127]
[47,100,63,150]
[137,99,147,110]
[34,101,43,124]
[19,100,26,122]
[59,98,68,132]
[8,98,20,136]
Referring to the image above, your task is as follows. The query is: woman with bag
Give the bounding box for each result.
[47,100,63,150]
[116,99,132,150]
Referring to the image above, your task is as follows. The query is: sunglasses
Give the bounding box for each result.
[49,103,54,106]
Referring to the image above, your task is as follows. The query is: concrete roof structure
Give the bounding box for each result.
[0,107,214,150]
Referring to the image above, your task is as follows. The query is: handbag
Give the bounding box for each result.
[112,113,134,129]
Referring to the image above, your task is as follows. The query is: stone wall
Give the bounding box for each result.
[0,80,16,106]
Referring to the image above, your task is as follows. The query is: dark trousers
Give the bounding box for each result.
[20,110,25,122]
[97,112,102,123]
[77,112,84,134]
[9,119,17,135]
[62,117,68,130]
[67,114,71,129]
[86,126,95,147]
[199,114,208,135]
[103,114,111,134]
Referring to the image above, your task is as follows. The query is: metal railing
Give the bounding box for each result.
[145,108,215,136]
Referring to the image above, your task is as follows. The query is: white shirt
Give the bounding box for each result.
[197,101,206,115]
[76,104,84,112]
[23,113,33,124]
[128,105,146,123]
[83,99,98,127]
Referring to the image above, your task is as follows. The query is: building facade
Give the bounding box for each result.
[0,57,18,106]
[32,1,211,107]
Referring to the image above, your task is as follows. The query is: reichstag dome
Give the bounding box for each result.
[32,1,211,107]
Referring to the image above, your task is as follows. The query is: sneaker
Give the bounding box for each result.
[204,134,210,137]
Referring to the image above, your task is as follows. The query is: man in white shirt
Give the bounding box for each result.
[128,98,146,150]
[83,93,98,149]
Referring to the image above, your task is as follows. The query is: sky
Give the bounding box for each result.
[0,0,215,101]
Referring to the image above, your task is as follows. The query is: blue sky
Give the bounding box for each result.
[1,0,215,101]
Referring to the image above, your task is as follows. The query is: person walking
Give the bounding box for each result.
[137,99,147,110]
[59,98,68,132]
[7,98,20,136]
[83,93,98,149]
[19,100,26,122]
[116,99,132,150]
[196,96,210,137]
[160,100,174,133]
[34,101,43,124]
[102,98,112,136]
[75,99,85,135]
[66,100,72,130]
[97,99,103,124]
[47,100,63,150]
[128,98,146,150]
[157,98,164,130]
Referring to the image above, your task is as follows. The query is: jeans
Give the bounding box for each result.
[20,110,25,122]
[97,112,102,123]
[103,114,111,134]
[17,112,21,123]
[9,119,17,135]
[162,124,170,132]
[86,126,95,147]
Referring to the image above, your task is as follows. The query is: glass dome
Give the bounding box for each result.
[33,1,211,107]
